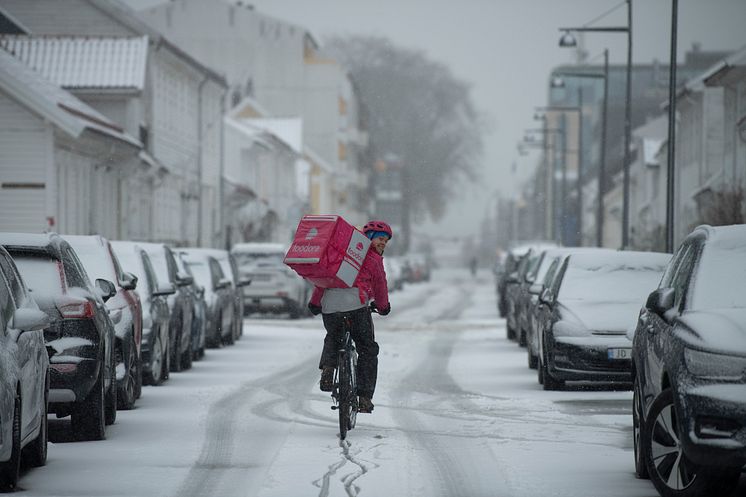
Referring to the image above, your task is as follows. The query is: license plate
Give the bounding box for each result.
[607,347,631,360]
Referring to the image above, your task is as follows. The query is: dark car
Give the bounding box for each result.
[179,250,234,348]
[632,224,746,497]
[173,253,207,359]
[185,248,250,342]
[0,246,50,491]
[135,242,194,372]
[65,235,143,410]
[1,233,117,441]
[110,242,174,386]
[535,250,670,391]
[504,248,535,341]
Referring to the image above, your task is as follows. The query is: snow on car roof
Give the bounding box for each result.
[0,232,56,249]
[231,243,286,254]
[64,235,118,283]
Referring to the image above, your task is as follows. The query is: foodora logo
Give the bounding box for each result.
[305,227,318,240]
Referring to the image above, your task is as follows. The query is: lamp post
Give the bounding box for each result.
[524,127,567,244]
[559,0,632,248]
[552,49,609,247]
[665,0,678,252]
[536,98,584,246]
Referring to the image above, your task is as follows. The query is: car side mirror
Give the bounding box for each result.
[153,284,176,297]
[176,274,194,287]
[121,271,138,291]
[539,287,554,305]
[529,284,543,295]
[237,278,251,287]
[216,278,231,290]
[645,288,675,316]
[95,278,117,302]
[12,308,50,332]
[507,272,519,284]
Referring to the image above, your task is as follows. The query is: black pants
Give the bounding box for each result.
[319,307,379,399]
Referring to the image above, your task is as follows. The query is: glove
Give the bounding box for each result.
[378,304,391,316]
[308,303,322,316]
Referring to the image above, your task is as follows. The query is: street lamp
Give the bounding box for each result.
[558,0,633,249]
[525,126,567,244]
[552,49,609,247]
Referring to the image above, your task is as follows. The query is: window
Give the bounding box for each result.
[0,272,12,332]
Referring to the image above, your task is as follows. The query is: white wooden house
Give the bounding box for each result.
[0,48,141,236]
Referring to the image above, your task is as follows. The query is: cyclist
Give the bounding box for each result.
[308,220,392,413]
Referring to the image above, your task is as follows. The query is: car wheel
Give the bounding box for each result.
[105,359,117,425]
[506,323,516,340]
[632,376,649,479]
[23,375,48,468]
[0,394,21,491]
[181,334,193,369]
[147,333,164,385]
[171,328,183,372]
[519,328,527,347]
[527,349,538,370]
[162,338,171,381]
[118,336,138,410]
[541,340,563,391]
[643,389,739,497]
[72,366,106,441]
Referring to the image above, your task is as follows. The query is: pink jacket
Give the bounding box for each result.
[310,249,389,310]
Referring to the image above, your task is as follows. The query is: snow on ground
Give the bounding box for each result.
[18,268,744,497]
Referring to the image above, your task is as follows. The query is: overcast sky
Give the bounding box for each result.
[129,0,745,238]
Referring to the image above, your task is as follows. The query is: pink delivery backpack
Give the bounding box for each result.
[284,215,371,288]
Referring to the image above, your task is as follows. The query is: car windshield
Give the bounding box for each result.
[689,237,746,310]
[114,250,152,296]
[184,261,212,288]
[68,241,118,284]
[558,254,669,302]
[13,255,65,297]
[146,249,172,285]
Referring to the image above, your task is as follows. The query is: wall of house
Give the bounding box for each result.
[0,90,53,233]
[0,0,135,36]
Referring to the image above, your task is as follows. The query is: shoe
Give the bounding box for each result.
[319,366,334,392]
[358,396,374,413]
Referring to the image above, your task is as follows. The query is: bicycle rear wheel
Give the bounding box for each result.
[337,352,351,440]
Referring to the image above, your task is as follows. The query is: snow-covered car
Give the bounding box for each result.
[65,235,143,410]
[231,243,309,319]
[384,256,405,291]
[535,250,670,390]
[179,250,234,347]
[0,246,50,491]
[110,242,175,385]
[183,248,250,342]
[1,232,117,441]
[133,243,194,372]
[172,253,208,359]
[632,224,746,497]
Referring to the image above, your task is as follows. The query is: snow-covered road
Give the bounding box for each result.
[18,269,745,496]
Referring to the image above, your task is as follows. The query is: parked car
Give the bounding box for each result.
[632,224,746,497]
[504,248,535,340]
[535,250,670,390]
[133,243,194,372]
[184,248,250,342]
[179,250,234,347]
[384,256,405,292]
[110,242,174,386]
[0,246,50,491]
[231,243,309,319]
[524,248,614,369]
[64,235,143,410]
[172,253,208,359]
[1,233,117,441]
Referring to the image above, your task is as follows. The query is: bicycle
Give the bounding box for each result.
[330,304,378,440]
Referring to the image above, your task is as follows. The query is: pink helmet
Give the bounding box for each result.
[363,220,393,239]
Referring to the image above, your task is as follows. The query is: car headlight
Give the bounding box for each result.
[684,348,746,380]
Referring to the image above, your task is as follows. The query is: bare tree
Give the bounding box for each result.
[324,36,484,235]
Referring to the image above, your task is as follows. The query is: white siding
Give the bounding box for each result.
[0,91,52,233]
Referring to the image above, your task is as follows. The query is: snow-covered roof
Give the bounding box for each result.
[231,242,286,255]
[0,35,148,90]
[0,47,141,147]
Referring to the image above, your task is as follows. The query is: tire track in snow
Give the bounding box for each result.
[172,356,318,497]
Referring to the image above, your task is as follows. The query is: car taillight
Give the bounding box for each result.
[56,299,95,318]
